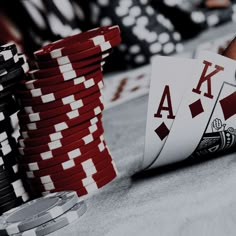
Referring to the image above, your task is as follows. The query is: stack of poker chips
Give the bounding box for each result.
[0,43,30,215]
[16,26,120,197]
[87,0,183,69]
[0,191,87,236]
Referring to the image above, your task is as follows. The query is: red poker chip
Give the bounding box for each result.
[22,89,101,117]
[20,113,101,141]
[26,35,121,87]
[34,25,120,60]
[19,136,105,167]
[19,120,102,149]
[29,159,116,192]
[19,116,101,148]
[26,148,112,186]
[20,69,102,93]
[19,125,104,157]
[36,51,112,70]
[74,168,117,197]
[19,122,103,156]
[20,106,103,138]
[43,161,117,193]
[34,164,117,197]
[22,142,108,177]
[22,83,101,114]
[21,140,107,175]
[19,74,103,105]
[31,52,110,79]
[23,62,103,89]
[30,157,113,192]
[19,92,102,123]
[20,100,104,131]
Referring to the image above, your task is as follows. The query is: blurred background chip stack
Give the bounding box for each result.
[0,0,235,73]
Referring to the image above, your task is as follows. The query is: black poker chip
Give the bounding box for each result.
[0,97,18,112]
[0,192,17,205]
[0,62,26,85]
[0,185,15,197]
[0,56,18,72]
[0,103,19,122]
[87,0,183,70]
[0,197,24,215]
[0,118,14,134]
[0,43,18,63]
[0,169,10,181]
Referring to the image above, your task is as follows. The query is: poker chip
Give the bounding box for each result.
[0,196,28,216]
[13,201,86,236]
[22,68,102,91]
[21,101,104,131]
[18,73,103,103]
[0,191,78,235]
[0,185,27,204]
[20,92,101,123]
[22,62,105,88]
[0,62,27,85]
[0,105,18,122]
[0,54,19,72]
[74,167,117,197]
[21,141,107,174]
[21,115,100,143]
[34,25,120,60]
[22,84,102,114]
[0,97,18,113]
[30,158,115,192]
[20,136,105,166]
[0,43,30,215]
[22,92,101,124]
[0,43,18,63]
[31,52,110,78]
[19,120,101,149]
[19,122,103,156]
[30,148,112,188]
[0,118,15,134]
[36,51,111,70]
[20,114,100,141]
[16,26,119,197]
[42,162,118,197]
[22,134,105,167]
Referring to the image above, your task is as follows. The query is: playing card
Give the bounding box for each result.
[142,56,201,169]
[103,65,150,109]
[192,82,236,157]
[148,50,236,168]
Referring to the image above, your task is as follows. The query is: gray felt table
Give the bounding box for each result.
[51,23,236,236]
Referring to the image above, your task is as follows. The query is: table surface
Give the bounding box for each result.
[51,23,236,236]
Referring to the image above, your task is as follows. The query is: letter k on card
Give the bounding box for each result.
[143,56,200,169]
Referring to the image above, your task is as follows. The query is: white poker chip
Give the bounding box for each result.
[0,191,78,235]
[14,201,87,236]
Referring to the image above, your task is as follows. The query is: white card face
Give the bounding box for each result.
[149,51,236,168]
[143,56,201,169]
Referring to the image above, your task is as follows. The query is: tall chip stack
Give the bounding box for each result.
[15,26,120,197]
[0,43,30,215]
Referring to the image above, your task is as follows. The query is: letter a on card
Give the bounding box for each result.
[143,56,200,169]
